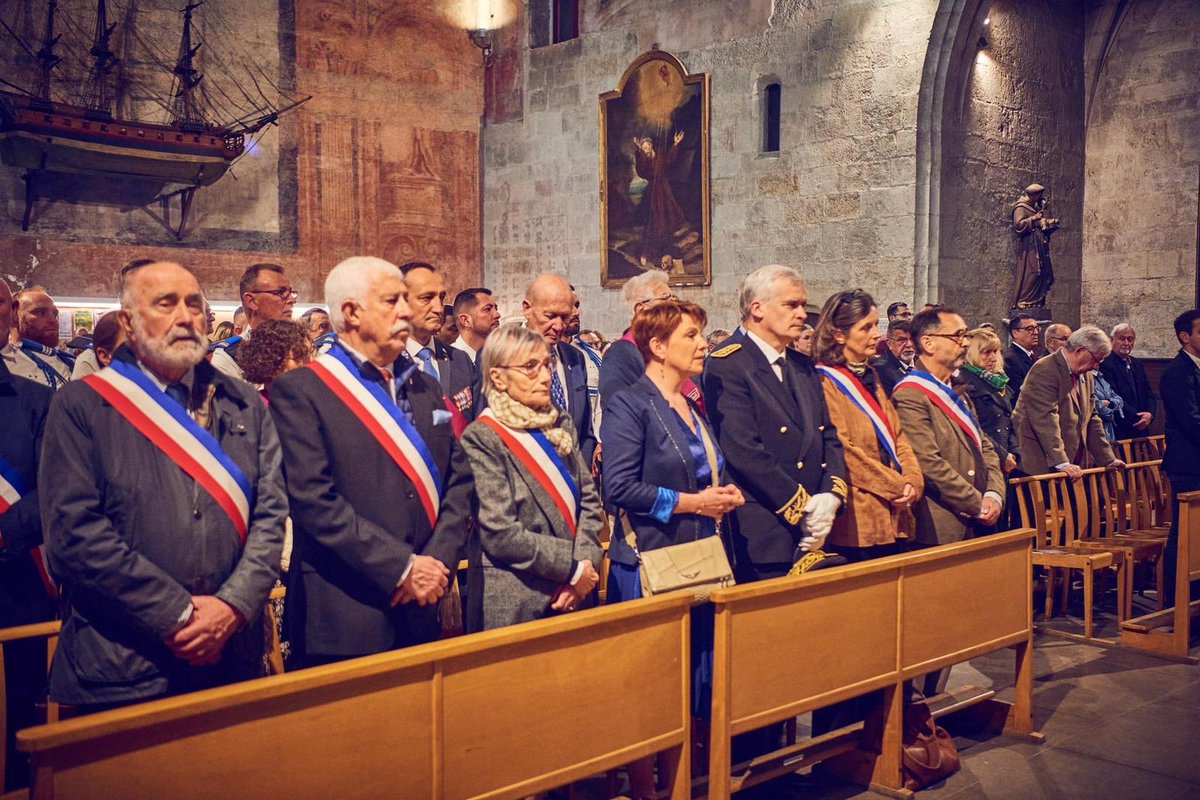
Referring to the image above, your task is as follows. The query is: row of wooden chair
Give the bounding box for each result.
[1008,459,1169,641]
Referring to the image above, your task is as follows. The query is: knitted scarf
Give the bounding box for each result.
[962,361,1010,391]
[486,388,575,457]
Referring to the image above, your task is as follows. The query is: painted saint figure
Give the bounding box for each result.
[1010,182,1059,309]
[633,130,688,267]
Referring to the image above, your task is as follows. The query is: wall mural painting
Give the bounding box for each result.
[600,50,710,288]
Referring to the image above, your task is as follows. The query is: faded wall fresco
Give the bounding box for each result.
[0,0,483,302]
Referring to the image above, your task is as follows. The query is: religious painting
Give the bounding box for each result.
[600,51,711,288]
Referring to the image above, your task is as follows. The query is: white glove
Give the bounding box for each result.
[799,492,841,549]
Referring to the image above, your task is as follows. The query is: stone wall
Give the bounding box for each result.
[0,0,483,302]
[937,0,1086,329]
[1081,0,1200,356]
[483,0,940,335]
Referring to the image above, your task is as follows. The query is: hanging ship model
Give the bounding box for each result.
[0,0,309,238]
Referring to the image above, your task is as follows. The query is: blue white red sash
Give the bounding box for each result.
[308,346,442,527]
[477,408,581,537]
[0,456,57,598]
[817,365,901,468]
[894,369,983,452]
[82,360,253,543]
[207,334,242,354]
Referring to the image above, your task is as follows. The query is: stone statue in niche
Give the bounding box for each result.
[1010,182,1059,309]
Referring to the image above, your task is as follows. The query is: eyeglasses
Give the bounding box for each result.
[497,358,551,379]
[925,330,971,344]
[249,287,299,301]
[1015,325,1039,333]
[639,292,679,306]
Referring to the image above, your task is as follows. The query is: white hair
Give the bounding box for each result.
[480,323,549,396]
[324,256,402,333]
[1111,322,1135,338]
[738,264,805,322]
[622,270,671,312]
[1066,324,1112,357]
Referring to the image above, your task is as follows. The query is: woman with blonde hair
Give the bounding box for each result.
[460,324,605,631]
[959,327,1019,475]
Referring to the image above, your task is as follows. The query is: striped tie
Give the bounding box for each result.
[550,348,568,410]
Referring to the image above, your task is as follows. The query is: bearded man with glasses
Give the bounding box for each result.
[211,263,298,381]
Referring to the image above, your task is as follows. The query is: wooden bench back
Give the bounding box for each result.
[708,529,1034,736]
[17,593,694,800]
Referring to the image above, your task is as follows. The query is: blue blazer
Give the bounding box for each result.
[601,375,728,566]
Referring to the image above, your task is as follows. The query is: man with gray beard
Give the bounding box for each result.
[39,261,287,710]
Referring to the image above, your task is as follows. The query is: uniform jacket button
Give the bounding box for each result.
[780,426,788,434]
[796,461,804,470]
[967,469,976,477]
[192,508,201,519]
[818,425,825,432]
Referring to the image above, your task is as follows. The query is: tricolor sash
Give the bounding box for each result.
[817,364,901,468]
[82,360,253,543]
[477,408,581,537]
[0,456,57,598]
[309,346,443,527]
[894,370,983,452]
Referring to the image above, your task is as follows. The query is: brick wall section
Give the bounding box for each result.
[1081,0,1200,356]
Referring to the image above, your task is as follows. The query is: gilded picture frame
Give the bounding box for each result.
[599,50,711,288]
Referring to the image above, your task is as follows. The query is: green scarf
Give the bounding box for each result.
[963,362,1010,391]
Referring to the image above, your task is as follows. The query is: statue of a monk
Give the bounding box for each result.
[1011,183,1059,308]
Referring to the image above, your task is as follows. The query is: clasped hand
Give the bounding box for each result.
[799,492,841,551]
[392,555,451,607]
[890,483,917,509]
[164,595,244,667]
[693,485,745,519]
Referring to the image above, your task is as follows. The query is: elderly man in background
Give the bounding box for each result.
[875,301,913,356]
[299,307,332,342]
[872,319,915,397]
[1100,323,1156,442]
[522,274,596,462]
[450,287,501,366]
[400,262,481,426]
[702,264,847,582]
[1012,325,1124,480]
[1045,323,1072,355]
[211,263,298,380]
[40,261,287,710]
[3,287,73,389]
[270,257,474,666]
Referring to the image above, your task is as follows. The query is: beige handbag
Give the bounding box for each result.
[625,415,735,601]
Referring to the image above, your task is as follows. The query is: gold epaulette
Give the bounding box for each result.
[709,343,741,359]
[777,483,811,526]
[788,550,834,577]
[830,476,848,502]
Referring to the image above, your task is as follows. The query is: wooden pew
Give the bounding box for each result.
[0,621,60,800]
[706,530,1041,799]
[1119,490,1200,664]
[17,592,694,800]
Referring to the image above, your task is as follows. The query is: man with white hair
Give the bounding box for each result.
[39,261,287,709]
[522,273,596,462]
[1100,322,1156,441]
[701,265,847,582]
[599,269,697,412]
[269,257,474,666]
[1012,324,1125,478]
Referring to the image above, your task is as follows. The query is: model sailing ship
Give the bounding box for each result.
[0,0,309,237]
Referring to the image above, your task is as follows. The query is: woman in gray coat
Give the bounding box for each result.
[461,324,605,631]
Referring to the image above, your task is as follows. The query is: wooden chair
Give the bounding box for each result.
[0,621,60,800]
[1009,471,1125,640]
[1116,435,1165,464]
[1119,489,1200,663]
[1121,459,1171,533]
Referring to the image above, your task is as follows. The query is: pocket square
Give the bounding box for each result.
[432,409,453,426]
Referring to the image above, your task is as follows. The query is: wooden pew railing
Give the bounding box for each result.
[706,529,1042,800]
[0,622,60,800]
[17,592,694,800]
[1119,490,1200,664]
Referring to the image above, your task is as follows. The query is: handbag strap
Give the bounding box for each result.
[694,410,720,491]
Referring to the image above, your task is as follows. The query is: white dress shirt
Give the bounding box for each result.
[745,329,787,381]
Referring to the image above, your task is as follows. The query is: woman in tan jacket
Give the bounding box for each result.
[813,290,924,562]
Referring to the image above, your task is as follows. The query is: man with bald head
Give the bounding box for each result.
[1,287,73,389]
[1045,323,1072,355]
[270,257,474,666]
[39,261,287,710]
[523,273,596,462]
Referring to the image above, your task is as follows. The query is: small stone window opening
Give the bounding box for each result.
[762,82,781,153]
[553,0,579,44]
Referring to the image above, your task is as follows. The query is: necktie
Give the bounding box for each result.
[773,356,786,382]
[378,366,416,425]
[550,348,568,410]
[416,347,439,380]
[166,382,189,410]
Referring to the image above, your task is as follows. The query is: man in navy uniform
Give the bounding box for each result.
[702,264,847,582]
[270,257,475,666]
[40,262,287,710]
[210,263,298,381]
[399,262,481,428]
[0,277,55,790]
